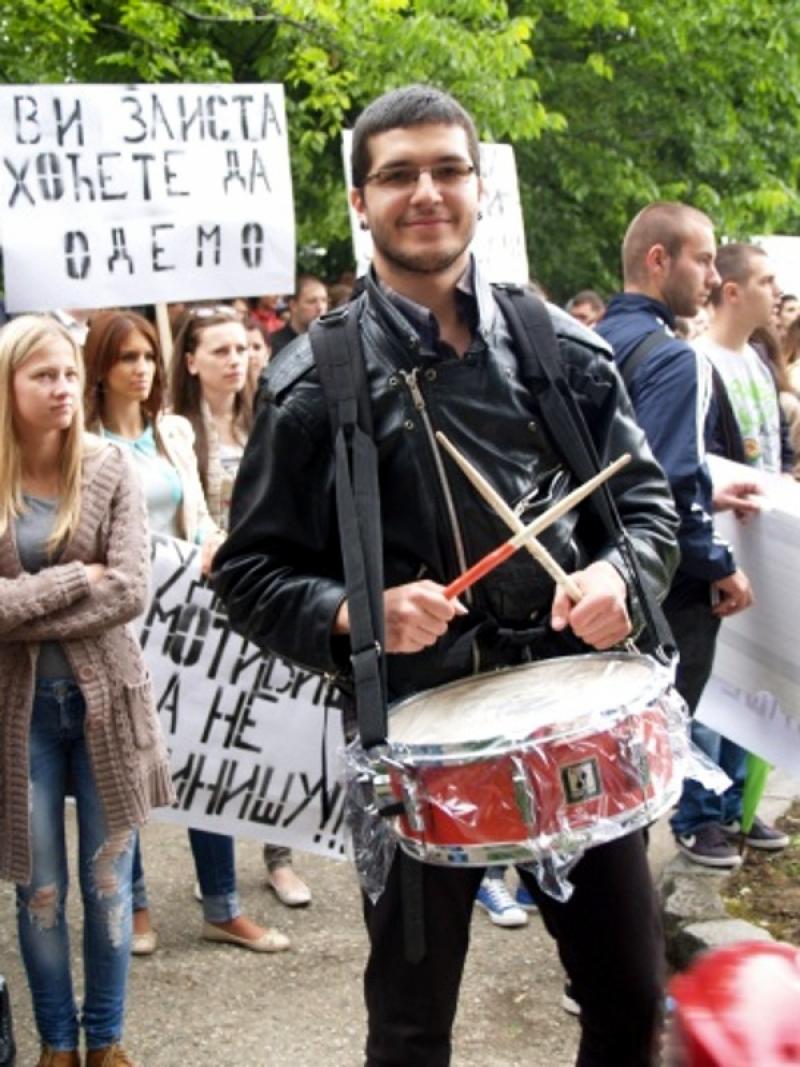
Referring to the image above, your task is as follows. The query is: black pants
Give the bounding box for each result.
[662,577,720,714]
[362,831,664,1067]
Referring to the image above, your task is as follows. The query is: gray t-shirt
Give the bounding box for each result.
[15,495,74,679]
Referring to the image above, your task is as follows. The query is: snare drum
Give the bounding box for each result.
[380,652,683,866]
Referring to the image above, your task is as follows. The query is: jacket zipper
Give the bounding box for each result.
[399,367,481,673]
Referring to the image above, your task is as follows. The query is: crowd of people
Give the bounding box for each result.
[1,81,798,1067]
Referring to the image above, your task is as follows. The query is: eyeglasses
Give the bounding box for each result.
[189,304,242,319]
[362,161,476,191]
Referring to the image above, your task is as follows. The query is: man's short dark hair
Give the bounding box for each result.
[709,242,766,307]
[292,274,325,302]
[622,202,712,287]
[351,84,481,189]
[566,289,605,313]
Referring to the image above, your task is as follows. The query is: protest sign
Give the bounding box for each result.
[341,131,529,284]
[696,456,800,774]
[0,84,295,311]
[139,533,348,860]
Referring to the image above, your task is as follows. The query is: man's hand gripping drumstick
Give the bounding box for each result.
[436,434,633,651]
[332,444,632,653]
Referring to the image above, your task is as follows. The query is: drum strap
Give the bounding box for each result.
[492,285,676,661]
[309,304,388,751]
[310,305,428,963]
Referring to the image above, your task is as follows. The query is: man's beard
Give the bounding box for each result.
[662,276,706,319]
[372,221,476,276]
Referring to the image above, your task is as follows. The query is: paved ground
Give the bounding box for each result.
[3,815,592,1066]
[2,778,792,1065]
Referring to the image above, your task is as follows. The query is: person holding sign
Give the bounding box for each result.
[171,305,312,908]
[0,315,174,1067]
[83,309,290,954]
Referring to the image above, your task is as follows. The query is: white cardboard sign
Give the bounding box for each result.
[696,456,800,773]
[138,533,348,860]
[0,84,295,311]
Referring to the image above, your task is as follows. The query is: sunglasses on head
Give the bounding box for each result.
[188,304,241,319]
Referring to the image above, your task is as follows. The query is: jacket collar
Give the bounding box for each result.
[606,292,677,331]
[366,256,499,353]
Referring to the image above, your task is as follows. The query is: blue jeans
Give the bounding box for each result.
[664,577,747,836]
[670,719,747,834]
[16,679,134,1051]
[132,830,241,924]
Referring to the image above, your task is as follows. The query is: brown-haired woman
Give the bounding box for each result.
[83,309,289,954]
[172,306,312,907]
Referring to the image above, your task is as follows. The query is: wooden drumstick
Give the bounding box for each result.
[442,448,583,600]
[437,433,630,601]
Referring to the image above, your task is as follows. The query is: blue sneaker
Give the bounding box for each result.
[515,883,538,912]
[475,877,528,927]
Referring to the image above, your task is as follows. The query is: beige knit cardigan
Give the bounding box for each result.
[0,435,175,884]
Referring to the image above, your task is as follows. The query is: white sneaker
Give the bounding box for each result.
[475,877,528,928]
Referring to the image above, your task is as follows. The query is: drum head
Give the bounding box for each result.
[388,653,665,748]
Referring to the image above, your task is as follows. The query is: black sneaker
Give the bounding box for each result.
[561,981,580,1017]
[722,816,790,851]
[675,823,743,868]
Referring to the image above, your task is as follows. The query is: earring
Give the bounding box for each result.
[477,210,483,221]
[359,219,369,232]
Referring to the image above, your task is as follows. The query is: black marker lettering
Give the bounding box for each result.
[53,98,84,147]
[64,231,90,279]
[13,95,40,145]
[107,227,135,274]
[3,158,34,207]
[151,222,176,272]
[241,222,264,268]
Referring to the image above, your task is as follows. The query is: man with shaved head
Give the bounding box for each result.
[597,202,761,869]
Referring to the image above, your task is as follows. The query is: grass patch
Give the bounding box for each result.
[723,802,800,945]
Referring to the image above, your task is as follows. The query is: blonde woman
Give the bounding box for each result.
[0,315,173,1067]
[83,309,289,952]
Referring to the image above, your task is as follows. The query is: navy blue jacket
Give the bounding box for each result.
[597,293,735,584]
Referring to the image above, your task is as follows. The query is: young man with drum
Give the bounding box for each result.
[214,85,679,1067]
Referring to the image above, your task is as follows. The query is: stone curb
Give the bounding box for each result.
[658,769,798,969]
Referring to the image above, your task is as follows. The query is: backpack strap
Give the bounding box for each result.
[491,284,675,661]
[620,328,668,391]
[308,305,388,751]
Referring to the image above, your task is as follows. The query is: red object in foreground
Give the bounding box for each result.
[668,941,800,1066]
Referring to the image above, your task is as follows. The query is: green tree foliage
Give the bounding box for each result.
[1,0,799,296]
[517,0,800,299]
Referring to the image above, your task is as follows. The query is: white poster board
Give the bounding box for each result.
[0,84,295,311]
[754,236,800,300]
[341,131,529,284]
[696,456,800,773]
[138,533,348,860]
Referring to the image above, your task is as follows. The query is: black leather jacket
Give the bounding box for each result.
[214,269,679,704]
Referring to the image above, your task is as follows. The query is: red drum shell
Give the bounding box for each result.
[384,653,679,865]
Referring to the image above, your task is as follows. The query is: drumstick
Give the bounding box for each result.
[439,441,631,600]
[437,433,584,600]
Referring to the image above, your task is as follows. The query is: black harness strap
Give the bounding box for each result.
[310,308,426,964]
[492,286,675,660]
[310,306,388,751]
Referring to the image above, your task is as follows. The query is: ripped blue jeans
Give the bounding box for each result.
[16,679,134,1051]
